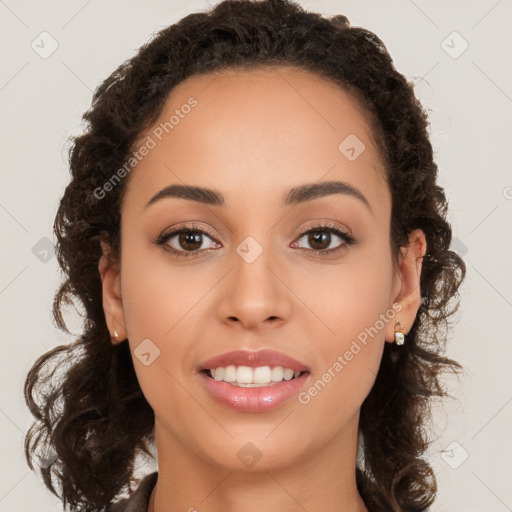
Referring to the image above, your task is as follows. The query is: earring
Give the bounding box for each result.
[394,321,405,346]
[113,329,119,339]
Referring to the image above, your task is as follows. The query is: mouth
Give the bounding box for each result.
[196,349,311,412]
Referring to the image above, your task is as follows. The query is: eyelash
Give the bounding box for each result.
[155,222,355,259]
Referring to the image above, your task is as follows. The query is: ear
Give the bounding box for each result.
[385,229,427,343]
[98,241,127,345]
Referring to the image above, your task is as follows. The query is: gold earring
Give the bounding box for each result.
[394,321,405,346]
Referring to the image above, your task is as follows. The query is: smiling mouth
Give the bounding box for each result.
[200,366,310,387]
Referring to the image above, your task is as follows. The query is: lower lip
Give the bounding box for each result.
[198,371,310,412]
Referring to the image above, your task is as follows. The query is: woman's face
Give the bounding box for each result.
[103,67,411,471]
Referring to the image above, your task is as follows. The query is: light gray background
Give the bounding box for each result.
[1,1,511,511]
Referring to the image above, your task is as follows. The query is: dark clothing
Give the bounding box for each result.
[110,472,158,512]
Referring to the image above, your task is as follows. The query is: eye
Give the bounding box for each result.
[291,222,355,255]
[155,221,355,260]
[155,223,221,259]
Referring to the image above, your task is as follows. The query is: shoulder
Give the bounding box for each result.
[110,472,158,512]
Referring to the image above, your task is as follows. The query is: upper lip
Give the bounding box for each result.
[198,349,310,373]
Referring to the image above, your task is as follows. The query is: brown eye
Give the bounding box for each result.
[292,223,355,255]
[306,231,332,251]
[176,231,204,251]
[164,229,218,253]
[156,223,221,259]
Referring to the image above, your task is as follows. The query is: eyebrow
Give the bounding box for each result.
[145,180,371,211]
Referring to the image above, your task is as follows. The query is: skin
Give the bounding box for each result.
[99,66,426,512]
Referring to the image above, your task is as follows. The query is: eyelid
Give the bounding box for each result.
[294,219,353,239]
[156,222,220,244]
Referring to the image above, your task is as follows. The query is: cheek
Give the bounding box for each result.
[120,242,208,341]
[292,242,394,347]
[118,237,222,411]
[292,245,393,422]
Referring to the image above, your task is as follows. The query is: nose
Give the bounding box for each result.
[216,241,293,331]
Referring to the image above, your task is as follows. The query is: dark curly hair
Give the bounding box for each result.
[23,1,465,511]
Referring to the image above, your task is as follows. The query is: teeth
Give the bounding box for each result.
[208,365,303,386]
[224,365,237,382]
[254,366,272,383]
[271,366,284,381]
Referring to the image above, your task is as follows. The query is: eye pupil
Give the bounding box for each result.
[179,231,202,251]
[309,231,330,250]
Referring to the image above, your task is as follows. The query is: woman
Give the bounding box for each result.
[24,1,465,511]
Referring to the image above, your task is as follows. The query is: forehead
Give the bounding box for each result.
[122,66,388,213]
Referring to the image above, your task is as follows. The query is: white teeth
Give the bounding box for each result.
[236,366,253,384]
[223,365,237,382]
[283,368,294,381]
[271,366,284,381]
[253,366,272,383]
[207,365,304,386]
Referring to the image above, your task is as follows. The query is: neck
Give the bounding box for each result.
[148,413,368,512]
